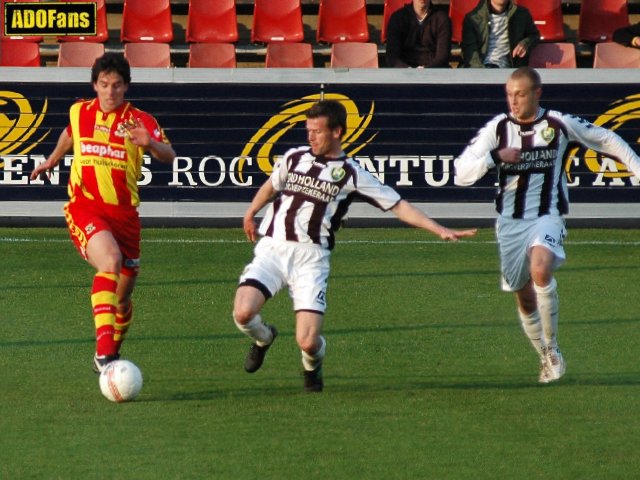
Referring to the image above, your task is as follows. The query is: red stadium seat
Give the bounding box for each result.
[528,42,576,69]
[124,43,171,68]
[381,0,411,43]
[186,0,238,44]
[57,42,105,67]
[188,43,236,68]
[1,0,43,42]
[593,42,640,68]
[121,0,174,43]
[317,0,369,44]
[265,42,313,68]
[449,0,478,44]
[514,0,565,42]
[0,41,41,66]
[578,0,629,43]
[251,0,304,43]
[58,0,109,43]
[330,42,379,68]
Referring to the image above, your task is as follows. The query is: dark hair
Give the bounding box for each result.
[510,66,542,90]
[306,100,347,138]
[91,52,131,85]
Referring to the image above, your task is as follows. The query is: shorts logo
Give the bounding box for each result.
[85,222,96,235]
[544,234,557,246]
[316,290,327,305]
[124,258,140,268]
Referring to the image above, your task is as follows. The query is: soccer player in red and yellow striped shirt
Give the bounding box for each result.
[31,53,176,373]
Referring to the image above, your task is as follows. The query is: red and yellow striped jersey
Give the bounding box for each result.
[67,99,170,207]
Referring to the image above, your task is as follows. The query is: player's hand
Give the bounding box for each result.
[438,228,478,242]
[30,159,55,181]
[512,43,528,58]
[243,215,258,243]
[497,147,521,164]
[123,118,151,148]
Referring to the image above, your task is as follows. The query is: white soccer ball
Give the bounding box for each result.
[99,359,143,402]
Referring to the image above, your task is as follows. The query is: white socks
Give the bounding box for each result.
[302,335,326,371]
[518,308,546,358]
[534,278,559,348]
[234,314,274,347]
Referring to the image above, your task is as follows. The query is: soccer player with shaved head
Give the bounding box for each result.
[455,67,640,383]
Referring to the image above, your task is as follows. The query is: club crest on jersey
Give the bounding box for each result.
[331,167,345,181]
[541,127,555,143]
[115,122,128,138]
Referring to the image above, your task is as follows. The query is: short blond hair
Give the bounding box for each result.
[510,66,541,90]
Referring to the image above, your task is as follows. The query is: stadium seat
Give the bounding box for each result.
[58,0,108,43]
[1,0,43,42]
[514,0,565,42]
[317,0,370,43]
[251,0,304,44]
[0,41,41,66]
[124,43,171,68]
[449,0,478,44]
[121,0,174,43]
[578,0,629,43]
[265,42,313,68]
[57,42,105,67]
[188,43,236,68]
[381,0,411,43]
[528,42,576,69]
[593,42,640,68]
[330,42,379,68]
[186,0,238,44]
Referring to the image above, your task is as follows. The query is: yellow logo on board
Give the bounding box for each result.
[237,94,378,182]
[0,91,51,170]
[566,94,640,180]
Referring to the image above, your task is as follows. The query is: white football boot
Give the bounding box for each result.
[544,345,566,382]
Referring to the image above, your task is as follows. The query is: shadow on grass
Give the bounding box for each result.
[139,371,640,403]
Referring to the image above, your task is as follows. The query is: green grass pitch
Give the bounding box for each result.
[2,226,639,479]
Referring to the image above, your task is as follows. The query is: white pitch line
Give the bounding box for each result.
[1,237,640,246]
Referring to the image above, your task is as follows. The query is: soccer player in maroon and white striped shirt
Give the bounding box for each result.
[455,67,640,383]
[233,100,476,392]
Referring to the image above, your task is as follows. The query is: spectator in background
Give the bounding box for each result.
[461,0,539,68]
[613,22,640,48]
[385,0,451,68]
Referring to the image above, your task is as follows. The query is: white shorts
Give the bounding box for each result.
[496,215,567,292]
[239,236,331,313]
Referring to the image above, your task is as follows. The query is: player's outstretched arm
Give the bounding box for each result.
[30,129,73,181]
[391,200,477,241]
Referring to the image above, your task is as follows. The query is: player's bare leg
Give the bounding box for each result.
[296,311,325,392]
[233,285,277,372]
